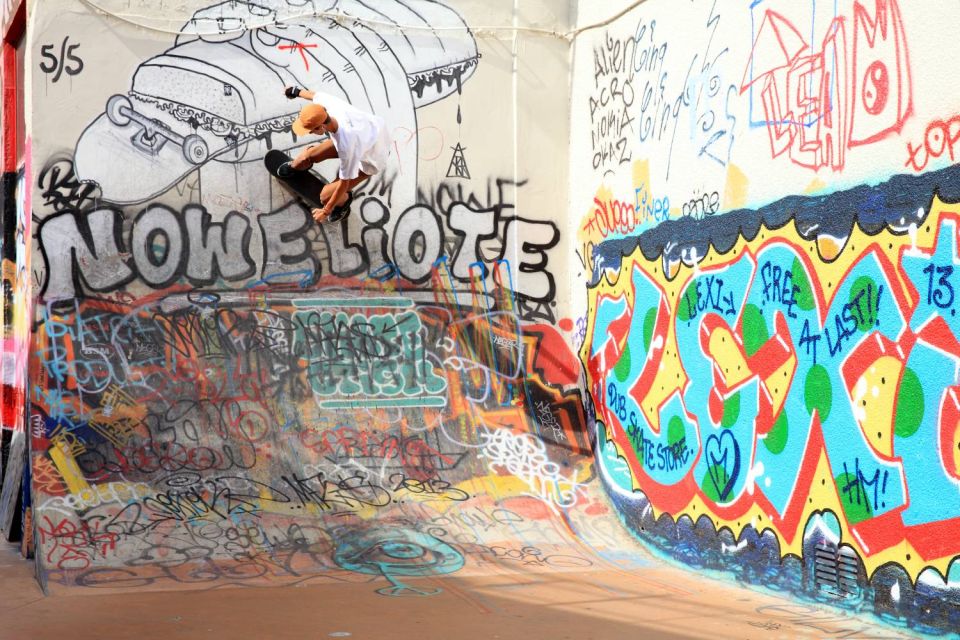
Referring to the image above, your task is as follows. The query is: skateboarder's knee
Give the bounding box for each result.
[321,181,349,207]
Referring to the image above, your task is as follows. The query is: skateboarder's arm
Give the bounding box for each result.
[284,86,315,101]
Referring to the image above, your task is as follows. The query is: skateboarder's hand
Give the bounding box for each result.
[312,207,331,224]
[284,85,301,99]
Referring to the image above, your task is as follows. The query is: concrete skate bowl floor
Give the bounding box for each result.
[6,491,921,640]
[9,457,915,640]
[21,288,917,638]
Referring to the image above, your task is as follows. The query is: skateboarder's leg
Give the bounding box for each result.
[290,140,337,170]
[320,173,371,208]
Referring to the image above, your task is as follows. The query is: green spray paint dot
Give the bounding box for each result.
[804,365,832,422]
[721,392,741,428]
[742,304,769,357]
[643,307,657,352]
[678,281,698,322]
[763,411,788,454]
[791,258,815,311]
[702,464,731,503]
[894,367,924,438]
[849,276,878,332]
[835,471,873,524]
[614,343,632,383]
[667,415,685,446]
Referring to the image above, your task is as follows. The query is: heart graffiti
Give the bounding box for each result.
[705,430,741,502]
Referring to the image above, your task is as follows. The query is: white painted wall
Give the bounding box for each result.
[570,0,960,235]
[28,0,573,323]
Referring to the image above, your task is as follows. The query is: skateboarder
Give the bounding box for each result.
[284,85,390,223]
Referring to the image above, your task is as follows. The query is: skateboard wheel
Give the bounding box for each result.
[277,162,295,178]
[106,94,132,126]
[183,134,209,164]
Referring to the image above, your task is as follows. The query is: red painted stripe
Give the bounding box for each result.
[2,0,25,172]
[1,41,15,172]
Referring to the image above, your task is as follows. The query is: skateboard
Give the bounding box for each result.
[264,149,351,223]
[106,94,211,163]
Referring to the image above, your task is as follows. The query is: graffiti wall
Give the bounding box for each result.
[25,0,960,631]
[25,0,608,596]
[0,153,32,544]
[575,0,960,632]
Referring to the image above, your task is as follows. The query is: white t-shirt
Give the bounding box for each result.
[313,92,389,180]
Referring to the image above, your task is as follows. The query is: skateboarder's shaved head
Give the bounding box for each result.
[292,103,332,136]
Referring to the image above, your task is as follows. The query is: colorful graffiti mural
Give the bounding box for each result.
[0,147,31,546]
[583,165,960,632]
[16,0,960,633]
[31,271,592,591]
[574,0,960,631]
[23,0,599,604]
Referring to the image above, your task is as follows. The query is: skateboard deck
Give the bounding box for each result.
[264,149,350,222]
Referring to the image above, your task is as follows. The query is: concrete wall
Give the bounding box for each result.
[21,0,960,631]
[26,0,595,593]
[31,0,573,314]
[574,0,960,631]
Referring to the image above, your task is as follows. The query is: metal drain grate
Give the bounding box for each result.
[814,541,860,598]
